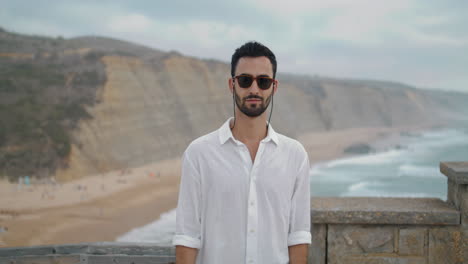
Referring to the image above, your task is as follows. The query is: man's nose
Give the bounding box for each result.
[249,80,260,93]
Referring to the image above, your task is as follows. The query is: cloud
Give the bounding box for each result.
[0,0,467,91]
[107,13,153,34]
[315,1,411,45]
[103,12,259,55]
[398,27,468,46]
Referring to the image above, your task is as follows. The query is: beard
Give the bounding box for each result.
[234,89,273,117]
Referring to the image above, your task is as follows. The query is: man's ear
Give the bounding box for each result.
[273,79,279,94]
[228,77,234,93]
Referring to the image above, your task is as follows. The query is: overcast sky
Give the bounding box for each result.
[1,0,467,92]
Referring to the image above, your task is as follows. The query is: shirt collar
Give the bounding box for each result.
[218,117,279,146]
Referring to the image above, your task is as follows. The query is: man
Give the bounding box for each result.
[173,41,311,264]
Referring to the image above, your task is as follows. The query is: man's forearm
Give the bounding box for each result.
[288,244,309,264]
[175,245,198,264]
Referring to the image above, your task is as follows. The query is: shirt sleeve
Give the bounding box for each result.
[172,150,202,249]
[288,149,312,246]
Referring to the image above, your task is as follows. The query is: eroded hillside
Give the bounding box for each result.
[1,28,467,180]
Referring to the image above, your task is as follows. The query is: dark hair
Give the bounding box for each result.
[231,41,277,78]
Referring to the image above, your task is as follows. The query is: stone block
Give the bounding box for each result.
[340,255,426,264]
[459,184,468,227]
[86,242,175,256]
[312,197,460,225]
[440,162,468,185]
[0,255,81,264]
[447,179,463,209]
[309,224,326,264]
[398,228,426,256]
[447,177,468,227]
[428,227,468,264]
[86,255,175,264]
[0,245,55,257]
[328,225,395,264]
[53,244,89,255]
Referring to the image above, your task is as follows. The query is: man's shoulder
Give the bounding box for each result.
[184,129,219,156]
[276,132,310,169]
[276,132,308,156]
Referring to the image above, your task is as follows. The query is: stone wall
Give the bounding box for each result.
[0,162,466,263]
[308,162,467,264]
[0,243,176,264]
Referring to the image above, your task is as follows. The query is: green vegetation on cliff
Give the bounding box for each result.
[0,44,104,181]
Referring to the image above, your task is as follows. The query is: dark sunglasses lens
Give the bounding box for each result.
[237,76,254,88]
[258,78,273,90]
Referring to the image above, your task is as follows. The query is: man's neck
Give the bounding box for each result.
[230,111,268,144]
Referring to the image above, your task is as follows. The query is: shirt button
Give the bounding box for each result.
[250,201,254,206]
[250,229,255,233]
[249,260,254,263]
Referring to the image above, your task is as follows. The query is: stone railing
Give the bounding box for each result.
[0,243,176,263]
[309,161,467,264]
[0,162,466,264]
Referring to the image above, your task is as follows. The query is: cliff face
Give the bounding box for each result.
[56,54,234,179]
[1,29,467,180]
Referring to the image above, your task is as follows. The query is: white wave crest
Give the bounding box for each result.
[397,164,442,178]
[116,208,176,245]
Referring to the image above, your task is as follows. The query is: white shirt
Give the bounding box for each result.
[173,117,312,264]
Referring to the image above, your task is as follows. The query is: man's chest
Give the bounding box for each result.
[245,141,260,162]
[198,148,297,203]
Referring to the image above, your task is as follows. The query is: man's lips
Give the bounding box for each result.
[246,99,262,102]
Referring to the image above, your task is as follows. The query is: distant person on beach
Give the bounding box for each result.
[173,41,311,264]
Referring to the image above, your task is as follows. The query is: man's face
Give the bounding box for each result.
[230,56,277,118]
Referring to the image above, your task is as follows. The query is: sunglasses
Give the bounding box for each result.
[234,74,275,90]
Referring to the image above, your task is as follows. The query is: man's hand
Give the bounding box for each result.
[288,244,309,264]
[175,245,198,264]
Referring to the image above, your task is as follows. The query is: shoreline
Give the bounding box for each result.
[0,159,182,247]
[0,125,436,247]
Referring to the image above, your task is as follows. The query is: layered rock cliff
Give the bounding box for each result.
[1,29,467,180]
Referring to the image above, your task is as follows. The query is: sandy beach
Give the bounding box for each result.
[0,159,182,247]
[0,125,431,247]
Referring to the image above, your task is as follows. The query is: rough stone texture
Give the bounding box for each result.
[53,244,89,255]
[0,243,177,264]
[328,225,395,263]
[339,255,426,264]
[0,255,82,264]
[309,224,326,264]
[0,245,55,257]
[462,186,468,227]
[85,242,175,255]
[0,243,175,257]
[312,197,460,225]
[86,255,175,264]
[440,162,468,184]
[428,227,468,264]
[451,183,468,227]
[398,228,426,256]
[447,179,463,209]
[0,255,176,264]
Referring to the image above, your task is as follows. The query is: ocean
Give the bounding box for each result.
[117,126,468,246]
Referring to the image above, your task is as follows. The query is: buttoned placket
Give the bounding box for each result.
[235,139,266,264]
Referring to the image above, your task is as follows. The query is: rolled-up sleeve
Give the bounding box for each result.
[172,151,202,249]
[287,151,312,246]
